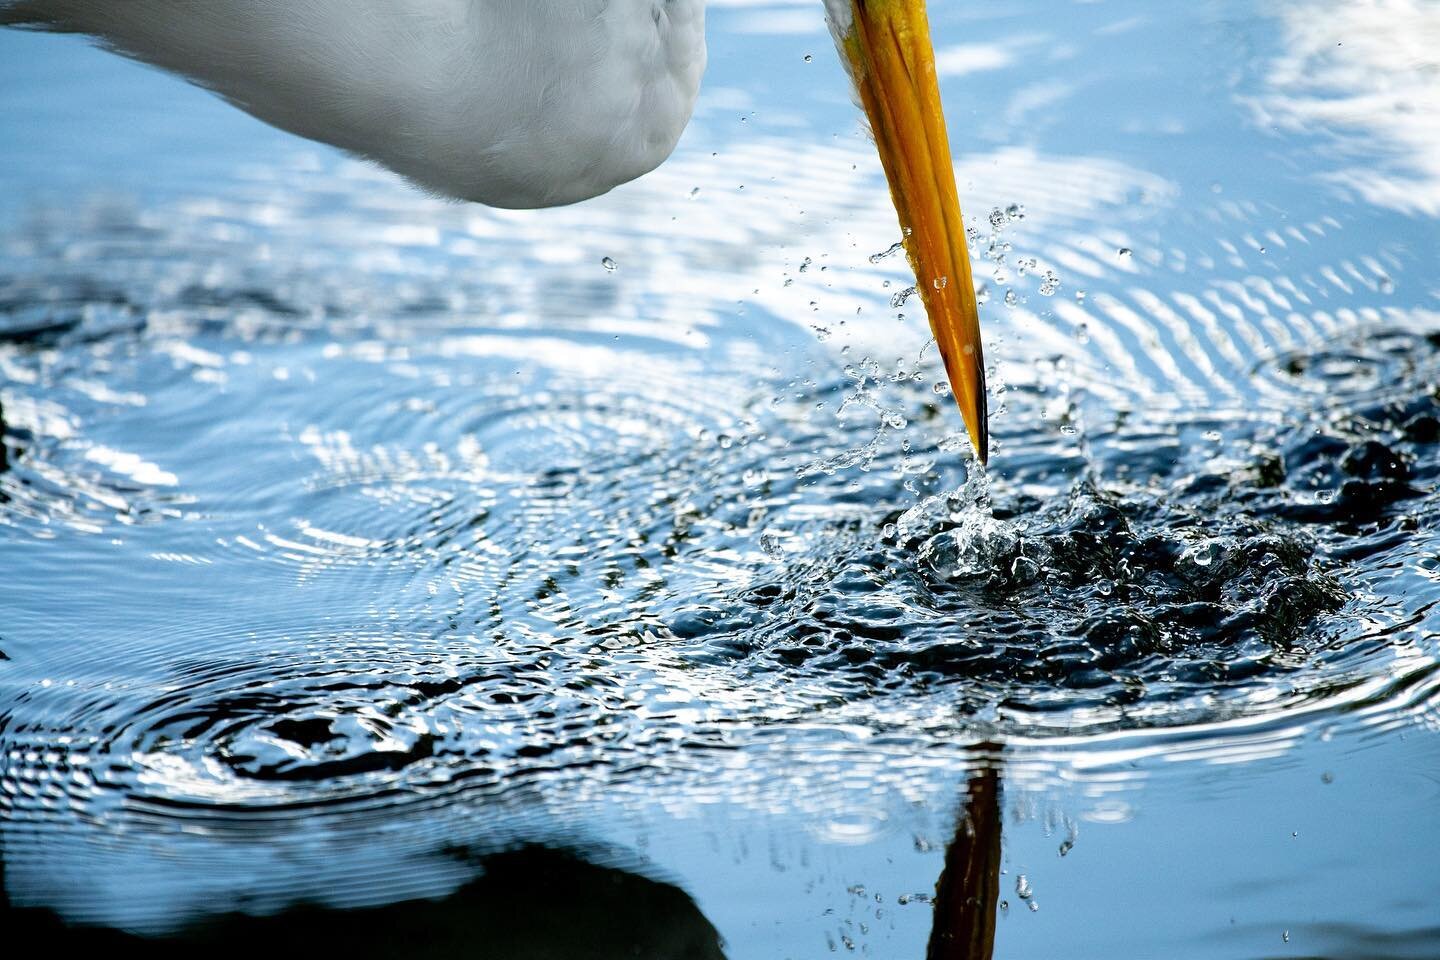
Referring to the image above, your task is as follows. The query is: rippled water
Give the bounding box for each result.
[2,1,1439,956]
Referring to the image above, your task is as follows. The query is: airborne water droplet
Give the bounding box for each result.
[869,240,905,264]
[891,285,917,308]
[1117,247,1133,259]
[601,256,617,272]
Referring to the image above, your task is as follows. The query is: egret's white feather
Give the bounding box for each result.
[822,0,854,38]
[2,0,707,208]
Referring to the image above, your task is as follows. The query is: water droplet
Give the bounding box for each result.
[1283,930,1290,943]
[802,54,813,63]
[869,240,905,263]
[1378,275,1395,294]
[890,285,917,308]
[1117,247,1133,259]
[1004,290,1019,307]
[1016,875,1033,899]
[1075,288,1087,303]
[932,382,951,397]
[1038,270,1061,296]
[601,256,617,272]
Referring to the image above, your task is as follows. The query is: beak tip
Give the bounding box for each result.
[968,382,990,467]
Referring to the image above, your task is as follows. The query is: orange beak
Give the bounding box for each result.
[834,0,989,463]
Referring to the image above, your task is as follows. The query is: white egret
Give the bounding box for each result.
[2,0,989,459]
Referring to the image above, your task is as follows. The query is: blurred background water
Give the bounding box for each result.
[2,1,1439,956]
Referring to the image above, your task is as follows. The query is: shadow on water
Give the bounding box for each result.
[0,768,1013,960]
[0,845,726,960]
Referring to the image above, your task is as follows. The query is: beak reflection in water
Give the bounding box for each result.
[833,0,989,463]
[928,753,1004,960]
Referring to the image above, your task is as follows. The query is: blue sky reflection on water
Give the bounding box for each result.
[1,2,1439,957]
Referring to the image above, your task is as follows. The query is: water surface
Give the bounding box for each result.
[2,1,1439,956]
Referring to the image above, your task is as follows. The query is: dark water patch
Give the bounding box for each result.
[658,326,1440,733]
[0,846,724,959]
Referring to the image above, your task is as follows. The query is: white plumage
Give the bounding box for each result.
[2,0,707,208]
